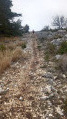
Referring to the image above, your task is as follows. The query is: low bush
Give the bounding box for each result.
[21,43,26,49]
[63,99,67,116]
[45,52,50,61]
[46,43,56,55]
[38,45,41,50]
[53,34,62,39]
[0,44,6,51]
[58,41,67,54]
[44,43,56,62]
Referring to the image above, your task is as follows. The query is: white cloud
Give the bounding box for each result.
[12,0,67,31]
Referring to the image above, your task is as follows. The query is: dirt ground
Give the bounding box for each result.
[0,33,67,119]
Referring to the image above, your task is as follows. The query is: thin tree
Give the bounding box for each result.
[52,16,66,29]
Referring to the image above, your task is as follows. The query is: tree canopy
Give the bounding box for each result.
[0,0,23,36]
[23,24,29,33]
[41,26,50,31]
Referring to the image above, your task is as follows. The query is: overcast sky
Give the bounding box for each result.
[12,0,67,31]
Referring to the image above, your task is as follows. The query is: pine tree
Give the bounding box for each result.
[23,24,29,33]
[0,0,23,36]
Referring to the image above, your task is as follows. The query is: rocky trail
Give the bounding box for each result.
[0,33,67,119]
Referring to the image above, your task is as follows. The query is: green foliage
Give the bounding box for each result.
[63,99,67,115]
[0,0,22,36]
[0,44,6,51]
[44,43,56,62]
[58,41,67,54]
[45,53,49,61]
[38,45,41,50]
[9,20,23,36]
[46,43,56,54]
[41,25,49,31]
[23,24,29,33]
[53,34,62,39]
[21,43,26,49]
[49,29,58,32]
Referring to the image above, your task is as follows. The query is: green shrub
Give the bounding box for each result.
[44,50,50,61]
[63,99,67,115]
[46,43,56,55]
[38,45,41,50]
[58,41,67,54]
[44,43,56,62]
[21,43,26,49]
[45,53,49,61]
[53,34,62,39]
[0,44,6,51]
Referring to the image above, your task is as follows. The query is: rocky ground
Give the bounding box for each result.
[0,32,67,119]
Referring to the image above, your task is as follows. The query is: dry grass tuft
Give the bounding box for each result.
[0,50,12,73]
[0,47,27,74]
[0,37,27,74]
[7,43,17,50]
[12,47,23,62]
[0,37,20,42]
[7,41,26,50]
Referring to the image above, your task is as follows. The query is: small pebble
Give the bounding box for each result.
[19,96,24,101]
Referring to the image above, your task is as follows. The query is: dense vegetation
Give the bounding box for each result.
[0,0,29,36]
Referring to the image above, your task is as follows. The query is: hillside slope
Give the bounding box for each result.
[0,32,67,119]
